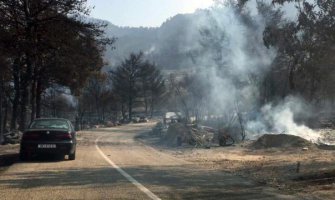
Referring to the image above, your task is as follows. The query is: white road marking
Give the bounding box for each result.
[95,137,161,200]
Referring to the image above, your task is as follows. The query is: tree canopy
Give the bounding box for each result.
[110,52,165,120]
[0,0,113,131]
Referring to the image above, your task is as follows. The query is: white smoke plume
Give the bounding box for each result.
[188,1,276,111]
[187,1,274,113]
[144,45,156,55]
[246,96,322,142]
[184,0,329,143]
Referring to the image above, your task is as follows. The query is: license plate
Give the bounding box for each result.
[38,144,56,148]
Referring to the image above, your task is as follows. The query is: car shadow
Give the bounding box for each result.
[22,153,68,163]
[0,153,19,167]
[0,153,70,166]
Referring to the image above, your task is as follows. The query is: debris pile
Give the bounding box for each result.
[152,122,165,136]
[252,134,314,149]
[162,123,218,148]
[164,123,189,146]
[189,127,214,148]
[105,121,116,127]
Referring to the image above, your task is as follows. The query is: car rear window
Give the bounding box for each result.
[29,119,69,130]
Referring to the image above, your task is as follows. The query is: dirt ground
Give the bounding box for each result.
[138,129,335,200]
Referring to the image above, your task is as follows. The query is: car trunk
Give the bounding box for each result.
[22,130,72,141]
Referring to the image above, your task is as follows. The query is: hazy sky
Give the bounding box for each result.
[87,0,214,27]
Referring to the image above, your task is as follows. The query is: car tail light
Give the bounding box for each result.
[22,133,40,140]
[55,133,72,140]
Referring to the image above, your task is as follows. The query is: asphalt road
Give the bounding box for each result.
[0,123,295,200]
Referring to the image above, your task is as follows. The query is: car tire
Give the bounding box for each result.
[69,152,76,160]
[19,150,27,161]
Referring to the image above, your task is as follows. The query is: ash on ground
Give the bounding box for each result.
[251,134,315,149]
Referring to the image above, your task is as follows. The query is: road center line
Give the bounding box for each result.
[95,136,161,200]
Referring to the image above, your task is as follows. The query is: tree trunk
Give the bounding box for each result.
[121,103,126,120]
[102,105,105,122]
[150,97,155,118]
[0,80,3,143]
[143,90,148,116]
[30,79,36,121]
[19,82,30,131]
[128,96,133,121]
[309,72,317,102]
[79,110,85,130]
[36,77,42,118]
[19,1,34,131]
[150,102,154,118]
[51,89,56,117]
[288,66,295,92]
[288,58,298,92]
[19,60,33,131]
[11,60,20,130]
[3,98,8,133]
[144,97,148,116]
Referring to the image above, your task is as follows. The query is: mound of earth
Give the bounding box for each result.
[252,134,314,149]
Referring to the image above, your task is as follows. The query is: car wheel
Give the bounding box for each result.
[19,150,27,161]
[69,152,76,160]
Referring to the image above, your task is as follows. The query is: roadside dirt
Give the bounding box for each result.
[138,130,335,200]
[0,144,19,172]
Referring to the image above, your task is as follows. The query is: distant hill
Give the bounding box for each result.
[100,10,208,70]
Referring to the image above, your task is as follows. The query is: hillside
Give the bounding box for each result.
[102,10,207,70]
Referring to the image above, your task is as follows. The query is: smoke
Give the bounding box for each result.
[246,96,322,142]
[188,1,275,112]
[186,2,273,111]
[144,45,156,55]
[184,0,327,142]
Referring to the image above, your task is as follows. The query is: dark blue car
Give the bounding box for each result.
[20,118,77,161]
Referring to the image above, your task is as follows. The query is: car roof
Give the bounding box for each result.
[33,118,68,120]
[32,118,70,122]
